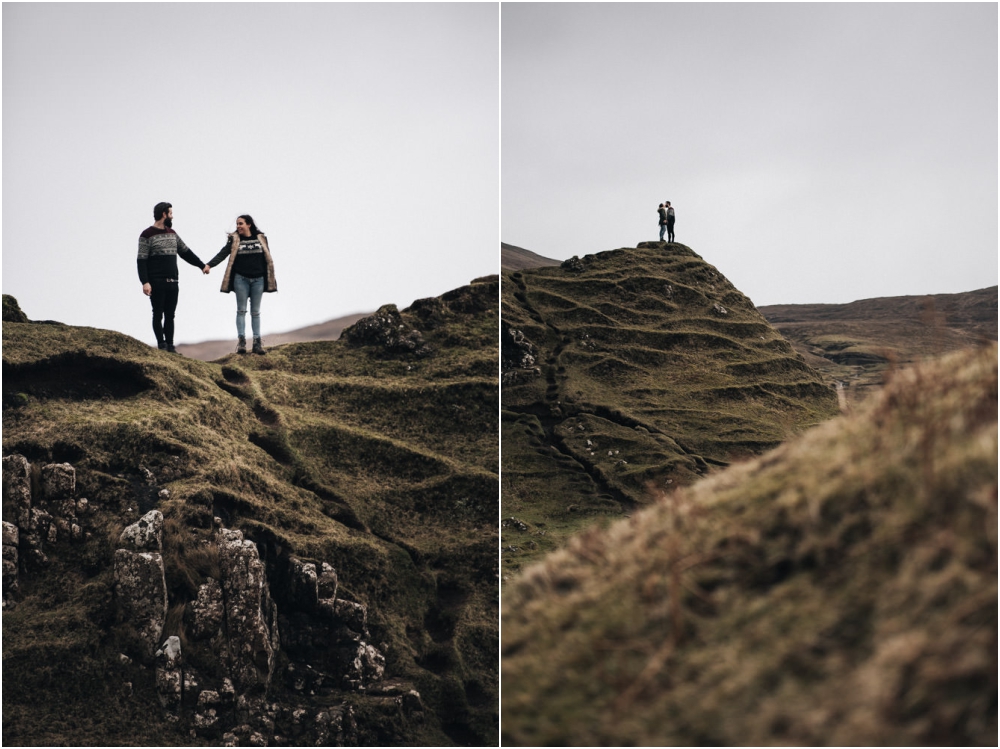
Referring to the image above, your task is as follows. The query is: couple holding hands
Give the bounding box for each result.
[137,202,277,355]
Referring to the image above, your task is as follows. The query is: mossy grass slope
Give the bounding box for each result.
[502,343,997,746]
[501,244,838,577]
[2,279,498,747]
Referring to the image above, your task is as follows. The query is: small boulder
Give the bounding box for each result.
[2,294,29,323]
[2,521,19,603]
[188,578,225,640]
[41,463,75,500]
[341,305,431,357]
[3,454,32,528]
[119,510,164,552]
[317,563,338,601]
[286,557,319,612]
[155,636,183,712]
[114,549,168,657]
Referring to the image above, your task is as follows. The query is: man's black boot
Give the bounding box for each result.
[237,336,247,354]
[252,337,266,355]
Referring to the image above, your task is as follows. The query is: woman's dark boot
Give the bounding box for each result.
[237,336,247,354]
[252,337,266,355]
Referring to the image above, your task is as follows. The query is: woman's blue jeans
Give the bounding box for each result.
[234,273,264,339]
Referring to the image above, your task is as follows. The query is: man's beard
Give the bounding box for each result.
[164,217,173,228]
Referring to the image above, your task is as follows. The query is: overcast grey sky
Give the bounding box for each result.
[3,2,498,345]
[502,2,997,306]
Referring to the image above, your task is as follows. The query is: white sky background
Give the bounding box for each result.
[502,2,998,306]
[3,2,499,345]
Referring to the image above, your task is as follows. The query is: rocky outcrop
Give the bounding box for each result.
[2,453,413,744]
[217,526,280,694]
[341,304,432,357]
[155,635,184,716]
[41,462,76,500]
[119,509,163,551]
[2,521,19,605]
[3,454,33,528]
[502,326,538,379]
[114,510,168,658]
[2,294,29,323]
[188,577,225,640]
[278,555,386,692]
[2,454,90,601]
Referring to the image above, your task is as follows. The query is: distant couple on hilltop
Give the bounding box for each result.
[137,202,278,356]
[657,201,675,243]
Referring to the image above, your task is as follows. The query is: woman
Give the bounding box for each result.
[208,215,278,354]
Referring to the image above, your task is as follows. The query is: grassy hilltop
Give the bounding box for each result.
[2,280,498,746]
[502,342,997,746]
[501,242,839,576]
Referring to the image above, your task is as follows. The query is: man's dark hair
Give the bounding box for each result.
[154,202,172,221]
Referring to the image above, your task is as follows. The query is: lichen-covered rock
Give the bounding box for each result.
[330,598,368,635]
[2,521,19,604]
[25,507,54,567]
[41,463,75,500]
[220,677,236,704]
[341,304,432,357]
[345,641,385,685]
[217,528,279,693]
[119,510,163,552]
[286,557,319,612]
[198,689,221,708]
[188,577,225,640]
[3,454,32,528]
[318,562,338,601]
[114,548,167,657]
[320,704,358,746]
[502,326,537,373]
[155,636,183,713]
[2,294,29,323]
[193,709,220,735]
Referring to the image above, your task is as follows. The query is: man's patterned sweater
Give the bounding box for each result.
[137,226,205,284]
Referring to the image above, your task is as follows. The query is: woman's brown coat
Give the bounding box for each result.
[218,233,278,294]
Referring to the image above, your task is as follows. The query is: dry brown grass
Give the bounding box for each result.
[502,342,997,746]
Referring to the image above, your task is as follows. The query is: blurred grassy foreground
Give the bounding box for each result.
[502,342,997,746]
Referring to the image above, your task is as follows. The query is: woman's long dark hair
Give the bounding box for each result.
[238,214,262,239]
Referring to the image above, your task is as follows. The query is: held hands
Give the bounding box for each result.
[203,265,211,275]
[142,283,152,297]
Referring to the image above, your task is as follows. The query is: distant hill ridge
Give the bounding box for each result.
[177,312,370,361]
[760,286,997,406]
[501,242,560,271]
[760,285,997,328]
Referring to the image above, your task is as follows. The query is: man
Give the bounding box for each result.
[137,202,210,353]
[665,201,676,243]
[658,203,668,241]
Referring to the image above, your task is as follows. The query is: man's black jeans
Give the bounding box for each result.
[149,280,179,346]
